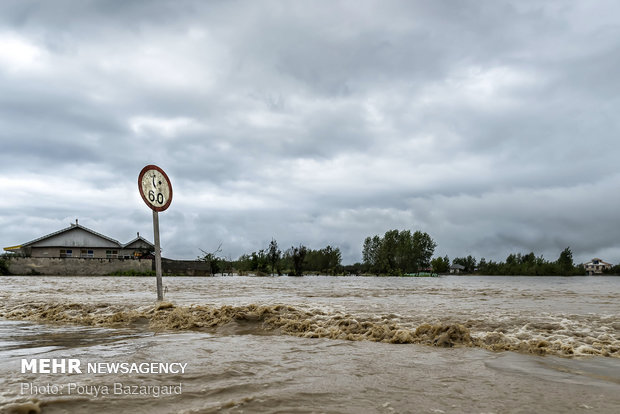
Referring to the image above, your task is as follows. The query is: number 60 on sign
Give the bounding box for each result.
[138,165,173,212]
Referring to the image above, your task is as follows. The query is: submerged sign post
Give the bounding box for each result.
[138,165,173,301]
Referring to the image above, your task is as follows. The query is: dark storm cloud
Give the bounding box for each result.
[2,0,620,265]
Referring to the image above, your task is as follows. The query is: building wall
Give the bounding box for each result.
[120,240,154,259]
[29,247,122,259]
[124,240,153,250]
[586,265,611,275]
[7,257,153,276]
[584,260,612,275]
[29,247,57,258]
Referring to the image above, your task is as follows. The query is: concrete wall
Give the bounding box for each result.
[161,259,211,276]
[7,257,153,276]
[6,257,215,276]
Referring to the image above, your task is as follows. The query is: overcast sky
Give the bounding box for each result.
[1,0,619,265]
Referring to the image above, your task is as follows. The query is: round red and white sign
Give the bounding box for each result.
[138,165,173,212]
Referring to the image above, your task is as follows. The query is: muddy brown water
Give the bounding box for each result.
[0,275,619,413]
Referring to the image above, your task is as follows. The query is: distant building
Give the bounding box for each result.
[584,258,612,275]
[450,264,465,274]
[3,220,154,259]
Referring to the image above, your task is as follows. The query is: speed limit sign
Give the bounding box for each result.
[138,164,173,301]
[138,165,173,212]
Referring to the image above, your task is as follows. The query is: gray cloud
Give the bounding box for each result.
[1,0,620,265]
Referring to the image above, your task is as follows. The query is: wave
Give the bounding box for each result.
[1,302,618,358]
[0,401,41,414]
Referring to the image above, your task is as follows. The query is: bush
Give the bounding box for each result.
[0,258,10,275]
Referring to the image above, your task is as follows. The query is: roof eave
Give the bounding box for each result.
[20,224,122,248]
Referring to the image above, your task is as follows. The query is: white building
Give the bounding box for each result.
[583,258,612,275]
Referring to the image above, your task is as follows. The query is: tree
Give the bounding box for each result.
[235,254,253,272]
[320,245,342,274]
[395,230,415,273]
[267,239,281,275]
[290,244,307,276]
[0,256,10,275]
[251,249,270,273]
[379,229,400,274]
[474,248,586,276]
[198,243,223,276]
[221,255,234,276]
[362,229,437,275]
[431,255,450,273]
[453,255,477,273]
[289,244,343,275]
[522,252,536,265]
[557,247,574,274]
[362,236,381,273]
[412,231,437,271]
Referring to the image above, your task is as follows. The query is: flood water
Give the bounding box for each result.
[0,275,619,413]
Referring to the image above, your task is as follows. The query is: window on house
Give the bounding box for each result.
[106,250,118,258]
[81,249,94,258]
[60,249,73,258]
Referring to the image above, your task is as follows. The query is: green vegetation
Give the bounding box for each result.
[299,245,342,275]
[196,236,611,278]
[0,257,11,275]
[198,246,223,275]
[452,255,477,273]
[108,269,156,276]
[3,233,613,277]
[233,242,343,275]
[362,229,436,275]
[289,245,307,276]
[197,240,344,276]
[235,249,270,274]
[431,256,450,274]
[474,247,585,275]
[267,239,281,275]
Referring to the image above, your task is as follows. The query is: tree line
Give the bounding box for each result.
[195,233,617,277]
[199,239,344,276]
[433,247,586,276]
[198,228,436,276]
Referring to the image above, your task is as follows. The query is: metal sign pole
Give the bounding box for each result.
[153,210,163,301]
[139,164,172,302]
